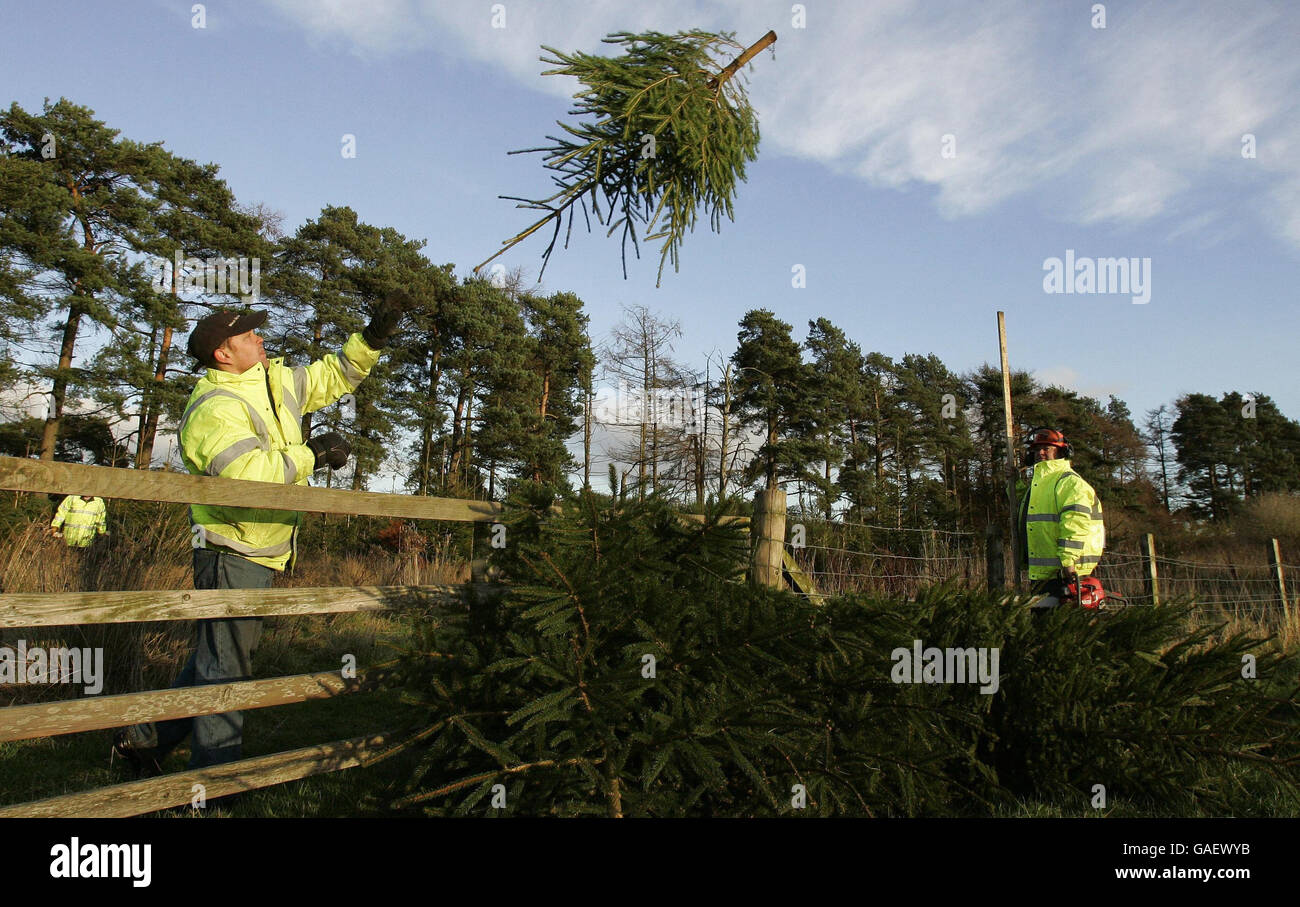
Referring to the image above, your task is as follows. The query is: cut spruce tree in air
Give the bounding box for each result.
[476,29,775,286]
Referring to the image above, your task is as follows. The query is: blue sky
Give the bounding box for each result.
[5,0,1299,467]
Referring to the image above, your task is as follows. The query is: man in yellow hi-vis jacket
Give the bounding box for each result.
[50,494,108,547]
[114,299,404,776]
[1016,427,1105,599]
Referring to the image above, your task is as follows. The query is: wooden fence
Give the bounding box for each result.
[0,455,512,818]
[0,456,770,818]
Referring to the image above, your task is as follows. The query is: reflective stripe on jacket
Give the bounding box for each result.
[1017,458,1105,580]
[180,332,380,571]
[51,495,107,547]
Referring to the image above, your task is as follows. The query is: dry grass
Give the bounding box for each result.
[0,508,469,708]
[1,511,196,704]
[1235,492,1300,546]
[285,550,469,588]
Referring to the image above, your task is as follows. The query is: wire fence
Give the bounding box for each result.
[783,514,1295,629]
[1093,556,1289,626]
[785,515,985,599]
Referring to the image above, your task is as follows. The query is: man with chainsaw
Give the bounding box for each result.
[1017,427,1105,604]
[113,294,405,776]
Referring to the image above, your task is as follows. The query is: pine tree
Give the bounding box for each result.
[272,206,424,489]
[731,309,813,490]
[517,291,594,489]
[892,353,974,528]
[439,277,530,497]
[0,153,53,389]
[94,155,272,468]
[389,261,458,495]
[1172,393,1243,520]
[838,351,898,522]
[799,318,861,521]
[0,99,168,460]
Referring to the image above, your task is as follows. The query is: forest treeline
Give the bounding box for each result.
[3,98,1299,540]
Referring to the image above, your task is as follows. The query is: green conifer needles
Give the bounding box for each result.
[390,494,1300,817]
[476,29,774,285]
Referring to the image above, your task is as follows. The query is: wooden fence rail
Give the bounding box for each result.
[0,669,392,743]
[0,584,481,628]
[0,454,772,818]
[0,455,504,521]
[0,733,396,818]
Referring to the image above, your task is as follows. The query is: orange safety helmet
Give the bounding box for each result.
[1024,426,1073,459]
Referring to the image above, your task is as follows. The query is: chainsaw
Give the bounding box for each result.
[1029,575,1113,612]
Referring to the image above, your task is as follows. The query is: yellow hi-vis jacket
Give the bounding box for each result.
[51,495,108,547]
[179,332,381,571]
[1017,458,1105,580]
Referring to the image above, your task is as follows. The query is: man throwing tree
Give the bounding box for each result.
[114,296,404,775]
[1017,427,1105,601]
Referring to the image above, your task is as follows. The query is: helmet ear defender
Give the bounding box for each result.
[1024,426,1073,459]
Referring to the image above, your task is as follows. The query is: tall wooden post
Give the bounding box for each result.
[1140,533,1160,606]
[751,487,787,589]
[997,312,1021,585]
[1267,538,1289,625]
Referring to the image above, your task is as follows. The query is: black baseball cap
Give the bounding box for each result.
[186,309,267,368]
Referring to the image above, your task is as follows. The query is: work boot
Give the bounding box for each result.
[112,728,164,779]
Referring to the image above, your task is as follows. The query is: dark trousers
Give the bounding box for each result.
[1030,577,1069,598]
[126,548,273,768]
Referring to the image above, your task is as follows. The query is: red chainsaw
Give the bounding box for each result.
[1029,575,1115,612]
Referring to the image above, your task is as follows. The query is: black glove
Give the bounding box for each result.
[361,290,409,349]
[1059,564,1079,591]
[306,432,351,470]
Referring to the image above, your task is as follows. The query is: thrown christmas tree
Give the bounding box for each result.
[476,29,776,285]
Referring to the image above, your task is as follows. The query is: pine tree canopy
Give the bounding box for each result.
[477,29,774,285]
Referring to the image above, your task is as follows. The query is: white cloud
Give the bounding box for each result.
[1034,365,1126,403]
[261,0,1300,248]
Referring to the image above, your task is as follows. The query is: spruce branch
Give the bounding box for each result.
[475,29,775,285]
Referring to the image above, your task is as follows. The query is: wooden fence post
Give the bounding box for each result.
[985,524,1005,592]
[1267,538,1289,625]
[1140,533,1159,606]
[750,488,786,589]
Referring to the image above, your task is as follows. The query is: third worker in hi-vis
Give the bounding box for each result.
[113,294,406,777]
[1016,427,1105,602]
[50,494,109,548]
